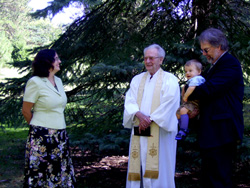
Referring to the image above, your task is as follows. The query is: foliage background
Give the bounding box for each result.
[0,0,250,187]
[1,0,250,139]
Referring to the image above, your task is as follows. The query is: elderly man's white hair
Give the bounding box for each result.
[143,44,165,59]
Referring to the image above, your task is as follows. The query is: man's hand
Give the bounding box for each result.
[135,111,152,133]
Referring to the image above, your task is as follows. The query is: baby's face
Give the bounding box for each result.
[185,64,201,80]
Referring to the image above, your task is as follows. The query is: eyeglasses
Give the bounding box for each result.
[144,56,161,61]
[200,48,210,54]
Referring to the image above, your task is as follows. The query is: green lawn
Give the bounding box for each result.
[0,127,28,188]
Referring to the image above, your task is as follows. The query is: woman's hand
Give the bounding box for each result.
[22,101,34,124]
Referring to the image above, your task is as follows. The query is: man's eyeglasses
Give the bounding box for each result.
[200,48,210,54]
[144,56,161,61]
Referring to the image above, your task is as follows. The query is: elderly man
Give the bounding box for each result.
[123,44,180,188]
[189,28,244,187]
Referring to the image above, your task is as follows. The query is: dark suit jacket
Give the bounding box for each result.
[189,52,244,148]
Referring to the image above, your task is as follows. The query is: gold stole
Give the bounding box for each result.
[128,68,163,181]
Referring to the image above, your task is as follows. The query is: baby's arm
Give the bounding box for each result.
[181,86,185,99]
[183,86,196,102]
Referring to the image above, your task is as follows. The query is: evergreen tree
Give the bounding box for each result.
[51,0,250,133]
[0,0,249,139]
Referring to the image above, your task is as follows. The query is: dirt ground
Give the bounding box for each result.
[71,148,250,188]
[72,149,127,188]
[0,146,249,188]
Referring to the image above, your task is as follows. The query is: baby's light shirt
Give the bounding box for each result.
[187,75,205,87]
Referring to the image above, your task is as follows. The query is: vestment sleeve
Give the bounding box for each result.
[23,78,39,103]
[123,75,140,129]
[150,73,180,132]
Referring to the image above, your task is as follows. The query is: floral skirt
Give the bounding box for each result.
[23,125,76,188]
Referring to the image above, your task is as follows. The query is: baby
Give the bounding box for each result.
[175,59,205,140]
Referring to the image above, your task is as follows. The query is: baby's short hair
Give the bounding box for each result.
[185,59,202,71]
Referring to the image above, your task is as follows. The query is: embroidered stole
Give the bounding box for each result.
[128,68,163,181]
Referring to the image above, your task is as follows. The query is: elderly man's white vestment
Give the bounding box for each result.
[123,69,180,188]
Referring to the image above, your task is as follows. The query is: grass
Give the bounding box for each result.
[0,127,28,188]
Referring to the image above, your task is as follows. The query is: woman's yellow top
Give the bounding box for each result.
[23,76,67,129]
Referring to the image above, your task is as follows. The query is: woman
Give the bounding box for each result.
[22,49,76,187]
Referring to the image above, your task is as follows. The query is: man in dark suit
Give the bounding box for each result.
[189,28,244,188]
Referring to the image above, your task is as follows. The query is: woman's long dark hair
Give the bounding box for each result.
[32,49,56,77]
